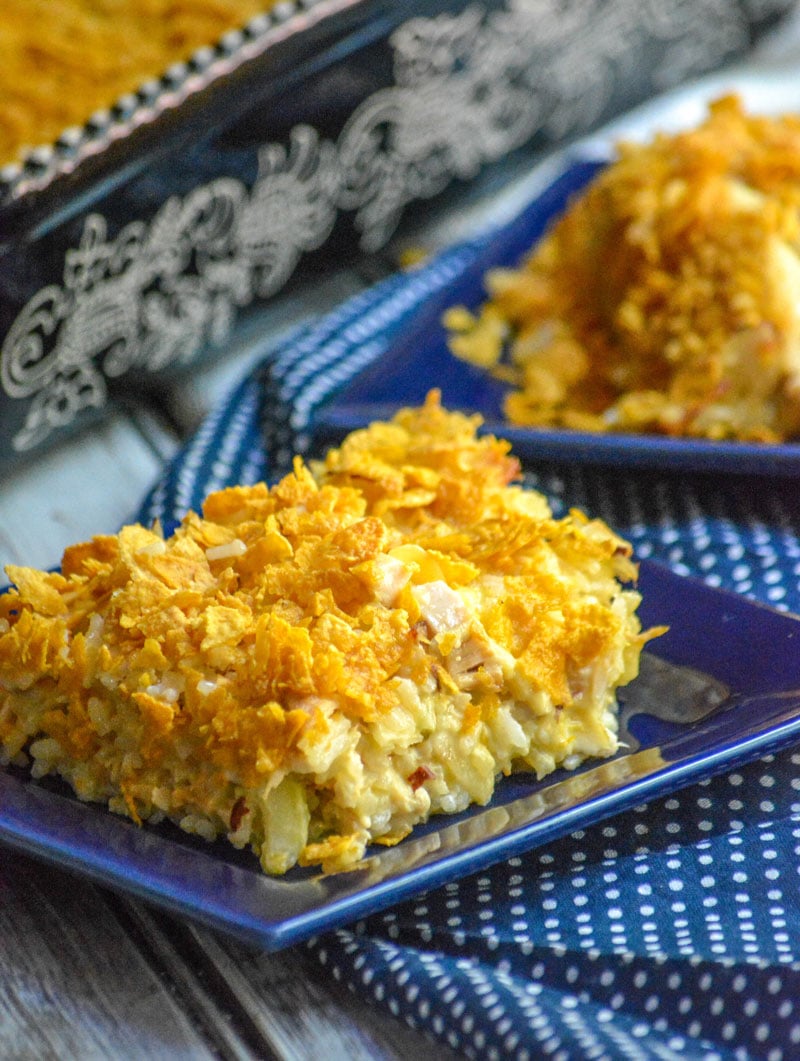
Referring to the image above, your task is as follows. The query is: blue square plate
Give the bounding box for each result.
[2,560,800,950]
[314,158,800,477]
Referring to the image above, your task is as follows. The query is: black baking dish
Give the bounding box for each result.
[0,0,792,470]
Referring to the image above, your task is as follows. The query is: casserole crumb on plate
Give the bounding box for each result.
[0,394,657,875]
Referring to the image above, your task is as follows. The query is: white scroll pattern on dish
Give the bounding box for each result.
[0,0,777,451]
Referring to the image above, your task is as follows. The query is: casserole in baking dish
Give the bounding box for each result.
[0,0,790,470]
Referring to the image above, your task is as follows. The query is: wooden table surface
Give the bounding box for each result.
[3,20,800,1056]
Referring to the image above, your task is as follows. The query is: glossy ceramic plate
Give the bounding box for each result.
[2,561,800,951]
[315,155,800,477]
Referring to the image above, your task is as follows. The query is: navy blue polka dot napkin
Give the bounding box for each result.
[136,226,800,1061]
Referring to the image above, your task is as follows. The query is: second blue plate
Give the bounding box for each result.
[315,158,800,477]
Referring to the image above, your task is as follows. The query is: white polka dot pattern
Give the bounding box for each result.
[135,223,800,1060]
[309,748,800,1059]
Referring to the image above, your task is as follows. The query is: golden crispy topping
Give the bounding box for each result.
[0,2,286,164]
[446,95,800,442]
[0,394,650,873]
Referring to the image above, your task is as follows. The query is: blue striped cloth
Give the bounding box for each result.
[136,227,800,1061]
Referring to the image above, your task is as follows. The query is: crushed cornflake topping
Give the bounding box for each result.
[1,1,290,165]
[0,393,657,875]
[445,95,800,443]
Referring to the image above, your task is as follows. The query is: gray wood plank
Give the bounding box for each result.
[115,903,266,1061]
[0,841,452,1061]
[113,899,455,1061]
[0,410,178,574]
[0,849,219,1061]
[183,926,458,1061]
